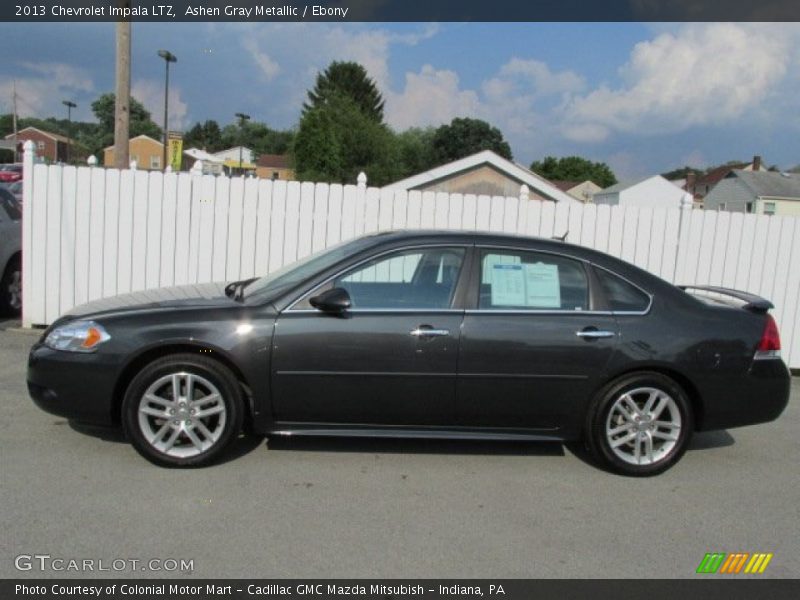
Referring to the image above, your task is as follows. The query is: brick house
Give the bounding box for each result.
[255,154,295,181]
[4,126,72,163]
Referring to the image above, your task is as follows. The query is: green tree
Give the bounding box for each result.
[184,120,223,152]
[661,166,702,181]
[294,94,398,185]
[431,118,512,165]
[89,93,162,152]
[530,155,617,188]
[303,61,385,123]
[395,127,437,179]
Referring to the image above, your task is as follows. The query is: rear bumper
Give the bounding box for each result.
[699,359,791,431]
[27,343,122,426]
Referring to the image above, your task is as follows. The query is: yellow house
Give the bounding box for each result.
[255,154,295,181]
[104,135,164,170]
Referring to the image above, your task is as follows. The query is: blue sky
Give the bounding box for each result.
[1,22,798,178]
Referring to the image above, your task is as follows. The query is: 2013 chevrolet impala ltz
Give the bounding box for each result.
[27,231,790,475]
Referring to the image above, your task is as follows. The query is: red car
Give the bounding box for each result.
[0,164,22,183]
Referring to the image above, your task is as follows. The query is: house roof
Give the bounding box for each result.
[103,134,163,150]
[383,150,579,203]
[728,170,800,199]
[696,162,749,187]
[5,126,72,144]
[550,180,581,192]
[598,175,685,195]
[598,176,652,194]
[184,147,223,163]
[213,146,252,156]
[256,154,291,169]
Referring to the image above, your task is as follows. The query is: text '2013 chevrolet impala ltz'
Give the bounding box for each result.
[27,231,790,475]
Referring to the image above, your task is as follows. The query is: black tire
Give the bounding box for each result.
[0,254,21,316]
[585,371,693,477]
[122,353,244,467]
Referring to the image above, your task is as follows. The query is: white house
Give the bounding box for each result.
[213,146,254,164]
[703,170,800,216]
[383,150,579,203]
[183,147,225,175]
[593,175,688,209]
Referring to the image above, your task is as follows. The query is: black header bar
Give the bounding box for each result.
[2,0,799,22]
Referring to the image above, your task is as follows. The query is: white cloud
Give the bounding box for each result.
[243,38,280,81]
[239,23,439,104]
[385,65,481,130]
[483,58,585,99]
[131,79,189,131]
[0,62,94,119]
[561,23,798,142]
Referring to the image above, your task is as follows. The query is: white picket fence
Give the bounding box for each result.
[20,141,800,368]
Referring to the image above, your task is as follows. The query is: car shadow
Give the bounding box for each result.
[265,436,565,457]
[67,421,265,465]
[687,429,736,450]
[563,430,737,474]
[0,317,21,330]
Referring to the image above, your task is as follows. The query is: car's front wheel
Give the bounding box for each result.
[122,354,244,467]
[586,372,693,476]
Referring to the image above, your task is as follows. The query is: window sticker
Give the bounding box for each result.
[490,264,526,306]
[483,254,521,284]
[524,263,561,308]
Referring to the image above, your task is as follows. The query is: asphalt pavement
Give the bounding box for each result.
[1,322,797,579]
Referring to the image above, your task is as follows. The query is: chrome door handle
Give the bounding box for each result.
[576,330,616,339]
[410,327,450,338]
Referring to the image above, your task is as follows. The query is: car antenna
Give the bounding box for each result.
[553,230,568,242]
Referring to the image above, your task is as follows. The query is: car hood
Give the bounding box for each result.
[66,282,236,318]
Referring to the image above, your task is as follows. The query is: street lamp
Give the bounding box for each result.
[235,112,250,176]
[62,100,76,163]
[157,49,177,170]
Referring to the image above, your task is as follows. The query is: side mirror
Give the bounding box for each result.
[309,287,351,314]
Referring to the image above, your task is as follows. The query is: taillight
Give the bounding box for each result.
[754,314,781,360]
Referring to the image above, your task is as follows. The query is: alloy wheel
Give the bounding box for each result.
[8,269,21,311]
[137,372,227,458]
[605,386,682,466]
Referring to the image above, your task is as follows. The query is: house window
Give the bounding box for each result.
[36,141,45,151]
[150,156,161,170]
[764,202,776,215]
[272,171,280,180]
[719,202,727,211]
[746,202,753,213]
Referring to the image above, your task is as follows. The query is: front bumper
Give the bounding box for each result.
[27,342,123,426]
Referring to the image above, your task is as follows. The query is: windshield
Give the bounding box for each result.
[242,235,380,302]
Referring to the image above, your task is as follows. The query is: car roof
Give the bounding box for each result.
[362,229,593,256]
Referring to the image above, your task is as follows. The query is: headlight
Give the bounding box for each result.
[44,321,111,353]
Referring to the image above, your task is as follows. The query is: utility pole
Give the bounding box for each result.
[12,80,18,162]
[157,50,177,171]
[114,5,131,169]
[62,100,76,164]
[235,112,250,176]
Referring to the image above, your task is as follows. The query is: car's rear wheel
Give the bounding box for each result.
[0,254,21,316]
[586,372,693,476]
[122,354,244,467]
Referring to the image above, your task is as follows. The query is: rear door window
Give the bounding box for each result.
[478,249,589,311]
